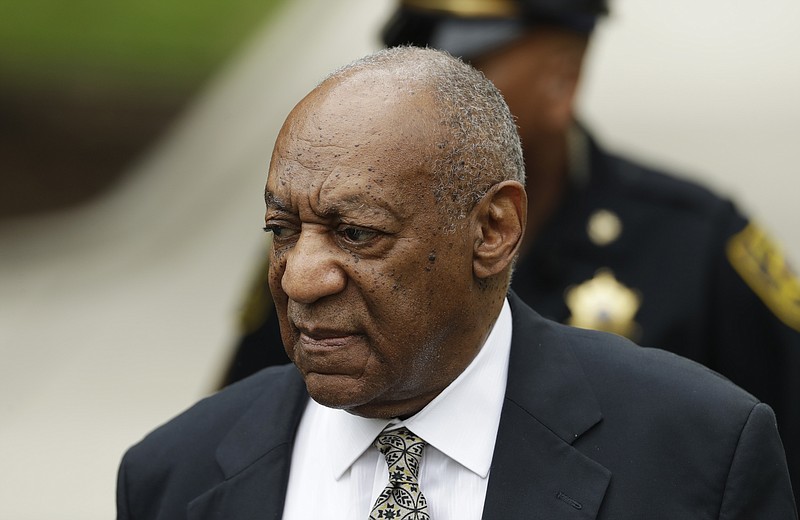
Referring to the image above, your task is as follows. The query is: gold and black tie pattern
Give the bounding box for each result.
[369,427,430,520]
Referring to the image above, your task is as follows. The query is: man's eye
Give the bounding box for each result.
[263,225,298,239]
[340,226,378,243]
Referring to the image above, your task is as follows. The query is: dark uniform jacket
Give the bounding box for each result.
[119,294,797,519]
[226,130,800,499]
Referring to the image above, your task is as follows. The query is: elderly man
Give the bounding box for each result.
[227,0,800,502]
[118,48,796,519]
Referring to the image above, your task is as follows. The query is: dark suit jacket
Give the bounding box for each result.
[117,294,797,519]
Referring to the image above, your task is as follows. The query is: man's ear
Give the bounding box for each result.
[473,180,527,279]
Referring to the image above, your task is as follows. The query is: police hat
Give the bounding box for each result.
[382,0,608,59]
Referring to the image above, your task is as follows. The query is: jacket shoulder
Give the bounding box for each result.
[117,365,304,519]
[129,366,298,457]
[564,321,758,411]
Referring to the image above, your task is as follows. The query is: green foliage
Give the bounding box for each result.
[0,0,286,89]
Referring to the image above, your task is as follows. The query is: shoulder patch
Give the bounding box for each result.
[726,223,800,332]
[238,256,274,334]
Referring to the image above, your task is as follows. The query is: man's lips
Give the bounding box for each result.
[293,328,367,376]
[298,332,358,349]
[293,322,363,349]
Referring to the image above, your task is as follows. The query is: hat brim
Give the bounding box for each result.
[430,17,526,60]
[382,9,526,61]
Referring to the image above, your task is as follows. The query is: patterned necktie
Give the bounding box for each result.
[369,427,430,520]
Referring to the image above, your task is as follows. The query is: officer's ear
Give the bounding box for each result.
[472,180,527,279]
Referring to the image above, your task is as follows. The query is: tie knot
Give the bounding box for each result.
[374,427,426,483]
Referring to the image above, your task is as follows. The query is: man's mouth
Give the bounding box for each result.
[292,321,362,350]
[298,331,357,349]
[291,326,368,377]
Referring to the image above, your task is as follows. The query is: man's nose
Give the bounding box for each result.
[280,229,347,304]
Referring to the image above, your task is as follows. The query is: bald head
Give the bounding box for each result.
[298,46,526,222]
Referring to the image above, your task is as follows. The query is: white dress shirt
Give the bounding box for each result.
[282,299,512,520]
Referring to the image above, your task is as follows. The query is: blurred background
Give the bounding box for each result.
[0,0,797,517]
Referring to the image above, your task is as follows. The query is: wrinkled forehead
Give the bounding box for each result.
[270,72,439,182]
[266,72,442,210]
[286,72,436,148]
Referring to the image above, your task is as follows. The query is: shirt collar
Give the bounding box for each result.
[324,298,513,479]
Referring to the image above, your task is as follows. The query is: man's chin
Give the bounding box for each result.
[303,372,375,411]
[304,374,426,419]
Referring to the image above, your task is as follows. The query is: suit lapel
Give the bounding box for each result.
[184,295,610,519]
[482,293,611,519]
[187,367,309,520]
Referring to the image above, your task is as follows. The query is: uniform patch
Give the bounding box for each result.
[726,223,800,332]
[239,256,274,334]
[565,269,642,340]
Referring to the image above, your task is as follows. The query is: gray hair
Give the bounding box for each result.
[323,47,525,224]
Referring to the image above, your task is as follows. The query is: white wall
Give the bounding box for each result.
[0,0,797,517]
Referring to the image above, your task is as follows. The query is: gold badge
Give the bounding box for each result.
[565,269,642,340]
[726,223,800,332]
[587,209,622,246]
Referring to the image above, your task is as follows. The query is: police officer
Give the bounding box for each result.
[225,0,800,500]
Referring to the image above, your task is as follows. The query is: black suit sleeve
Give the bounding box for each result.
[116,453,132,520]
[718,403,797,519]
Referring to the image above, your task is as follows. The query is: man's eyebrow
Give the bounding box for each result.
[323,195,402,220]
[265,191,402,219]
[264,191,289,211]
